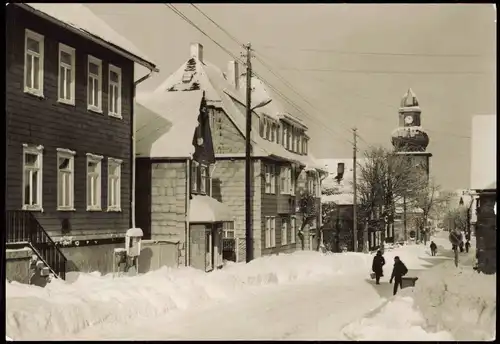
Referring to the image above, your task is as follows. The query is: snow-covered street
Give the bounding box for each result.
[6,232,495,341]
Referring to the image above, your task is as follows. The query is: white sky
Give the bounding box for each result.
[87,4,496,190]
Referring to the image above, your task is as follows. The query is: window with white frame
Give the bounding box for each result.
[280,166,291,195]
[24,29,44,96]
[86,153,103,211]
[265,164,276,194]
[290,166,296,196]
[223,222,235,238]
[107,158,122,211]
[57,148,75,210]
[291,216,296,244]
[265,216,276,248]
[200,165,207,194]
[307,175,314,194]
[22,144,44,210]
[281,217,289,245]
[191,161,199,193]
[282,125,288,149]
[58,44,76,104]
[87,55,102,112]
[108,64,122,118]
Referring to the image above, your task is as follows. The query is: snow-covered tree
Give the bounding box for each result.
[297,189,321,251]
[356,146,427,252]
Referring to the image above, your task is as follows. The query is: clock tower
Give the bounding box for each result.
[390,88,432,243]
[391,88,432,179]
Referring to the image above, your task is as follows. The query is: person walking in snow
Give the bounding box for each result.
[465,240,471,253]
[389,256,408,296]
[372,250,386,285]
[429,241,437,256]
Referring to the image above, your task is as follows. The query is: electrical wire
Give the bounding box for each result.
[258,45,491,58]
[168,3,359,148]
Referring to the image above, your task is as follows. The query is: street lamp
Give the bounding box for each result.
[251,98,272,111]
[245,97,272,263]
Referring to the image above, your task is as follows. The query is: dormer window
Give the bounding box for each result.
[182,72,194,83]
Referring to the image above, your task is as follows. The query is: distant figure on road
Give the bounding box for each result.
[465,241,471,253]
[459,241,464,253]
[430,241,437,256]
[390,256,408,296]
[372,250,386,285]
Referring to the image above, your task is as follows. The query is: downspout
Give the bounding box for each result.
[131,70,155,229]
[185,158,191,267]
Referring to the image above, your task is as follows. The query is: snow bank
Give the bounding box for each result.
[341,292,454,341]
[6,250,373,340]
[413,261,496,341]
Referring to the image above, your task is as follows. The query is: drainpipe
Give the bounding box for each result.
[185,158,191,267]
[131,71,155,229]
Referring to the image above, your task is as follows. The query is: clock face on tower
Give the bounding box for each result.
[404,115,414,125]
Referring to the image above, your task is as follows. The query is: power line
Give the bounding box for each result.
[257,52,473,141]
[164,4,245,65]
[190,4,245,48]
[258,45,491,58]
[177,4,359,148]
[278,68,491,75]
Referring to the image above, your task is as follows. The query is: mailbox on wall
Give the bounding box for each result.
[125,228,144,257]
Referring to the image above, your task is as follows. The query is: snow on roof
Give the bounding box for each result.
[154,58,220,104]
[151,48,323,170]
[189,195,233,223]
[135,90,204,159]
[322,193,354,205]
[239,74,307,128]
[319,158,368,191]
[18,3,157,70]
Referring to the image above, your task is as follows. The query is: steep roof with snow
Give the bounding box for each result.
[319,158,369,204]
[238,74,307,128]
[15,3,157,70]
[135,91,204,158]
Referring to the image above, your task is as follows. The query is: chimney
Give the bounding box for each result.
[190,43,204,63]
[227,61,240,90]
[335,162,345,183]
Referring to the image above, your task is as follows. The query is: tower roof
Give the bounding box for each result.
[400,88,420,108]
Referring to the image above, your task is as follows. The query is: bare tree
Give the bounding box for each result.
[356,146,427,252]
[412,179,450,245]
[297,189,321,251]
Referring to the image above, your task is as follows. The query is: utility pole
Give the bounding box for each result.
[352,128,358,252]
[244,43,253,263]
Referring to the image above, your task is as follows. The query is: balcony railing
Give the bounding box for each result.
[6,210,67,280]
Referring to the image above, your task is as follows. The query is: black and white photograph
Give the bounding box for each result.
[4,3,496,341]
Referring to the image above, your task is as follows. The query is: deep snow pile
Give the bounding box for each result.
[6,250,375,340]
[341,290,454,341]
[5,244,436,340]
[413,260,496,341]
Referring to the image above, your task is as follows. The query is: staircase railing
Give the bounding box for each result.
[6,210,67,280]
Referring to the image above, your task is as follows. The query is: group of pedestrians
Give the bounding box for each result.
[371,250,408,296]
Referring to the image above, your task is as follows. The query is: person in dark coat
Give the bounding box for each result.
[372,250,386,285]
[429,241,437,256]
[390,256,408,296]
[459,241,464,253]
[465,241,471,253]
